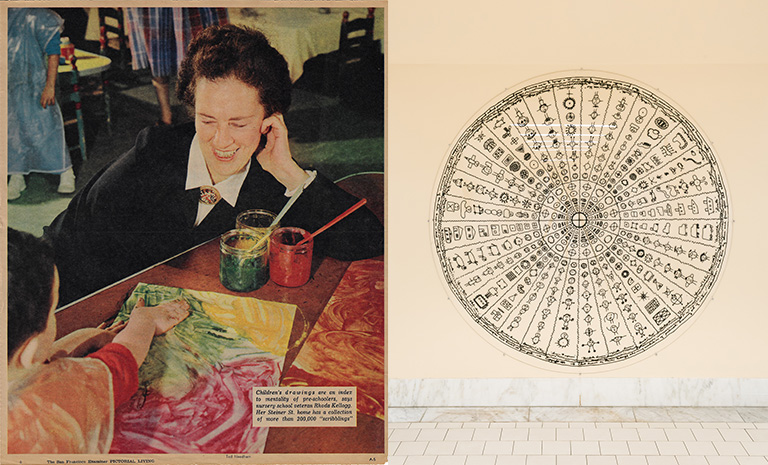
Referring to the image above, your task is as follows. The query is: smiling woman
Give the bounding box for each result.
[46,24,384,307]
[195,77,267,184]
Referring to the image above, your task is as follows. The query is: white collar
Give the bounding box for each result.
[185,134,250,208]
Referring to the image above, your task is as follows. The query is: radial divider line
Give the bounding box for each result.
[614,228,714,277]
[445,230,545,283]
[584,235,642,354]
[609,218,723,252]
[485,242,562,335]
[474,117,554,201]
[582,88,635,203]
[449,165,562,218]
[612,237,692,313]
[595,116,675,195]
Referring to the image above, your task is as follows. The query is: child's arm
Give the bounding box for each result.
[48,324,126,361]
[82,299,188,407]
[40,53,59,109]
[111,298,190,366]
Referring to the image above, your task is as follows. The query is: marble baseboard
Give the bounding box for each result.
[389,378,768,407]
[388,406,768,423]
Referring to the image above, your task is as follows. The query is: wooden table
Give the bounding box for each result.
[54,239,385,456]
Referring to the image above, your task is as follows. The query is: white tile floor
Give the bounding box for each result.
[388,408,768,465]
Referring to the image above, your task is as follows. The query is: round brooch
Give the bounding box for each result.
[199,186,221,205]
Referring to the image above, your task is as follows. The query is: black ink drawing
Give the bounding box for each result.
[432,75,729,367]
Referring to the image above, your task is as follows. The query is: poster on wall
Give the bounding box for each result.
[431,72,730,369]
[3,2,386,464]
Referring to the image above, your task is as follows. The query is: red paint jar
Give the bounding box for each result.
[269,227,313,287]
[60,37,75,62]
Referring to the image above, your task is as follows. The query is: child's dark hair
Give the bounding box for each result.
[7,228,56,358]
[176,24,292,116]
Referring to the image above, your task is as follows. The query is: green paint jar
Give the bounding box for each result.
[219,229,269,292]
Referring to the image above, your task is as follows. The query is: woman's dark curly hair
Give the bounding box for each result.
[176,24,292,116]
[7,228,56,358]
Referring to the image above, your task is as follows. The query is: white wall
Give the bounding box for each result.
[386,0,768,404]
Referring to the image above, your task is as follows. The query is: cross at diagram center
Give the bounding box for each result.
[571,211,588,229]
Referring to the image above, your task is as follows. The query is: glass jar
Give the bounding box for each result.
[236,209,278,238]
[219,229,269,292]
[60,37,75,62]
[269,227,313,287]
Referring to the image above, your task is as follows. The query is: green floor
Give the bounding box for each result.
[8,76,384,237]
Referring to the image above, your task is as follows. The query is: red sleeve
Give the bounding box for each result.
[87,343,139,407]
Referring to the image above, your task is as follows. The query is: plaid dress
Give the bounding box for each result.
[124,8,229,77]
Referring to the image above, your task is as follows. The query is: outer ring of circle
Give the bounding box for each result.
[429,70,731,372]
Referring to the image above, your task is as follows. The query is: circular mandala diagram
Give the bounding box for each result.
[432,74,730,368]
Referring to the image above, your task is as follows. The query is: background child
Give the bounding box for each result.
[7,8,77,200]
[6,228,189,453]
[124,7,229,126]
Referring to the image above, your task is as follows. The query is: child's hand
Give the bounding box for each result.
[40,84,56,109]
[112,298,191,367]
[97,319,128,333]
[131,298,190,335]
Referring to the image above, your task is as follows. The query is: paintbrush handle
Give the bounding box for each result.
[296,198,367,247]
[272,184,305,227]
[245,184,306,252]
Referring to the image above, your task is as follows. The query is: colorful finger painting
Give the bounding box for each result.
[109,283,296,454]
[282,260,385,420]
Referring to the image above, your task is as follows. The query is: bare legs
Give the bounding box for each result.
[151,76,173,125]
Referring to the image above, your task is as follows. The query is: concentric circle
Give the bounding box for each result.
[431,74,730,368]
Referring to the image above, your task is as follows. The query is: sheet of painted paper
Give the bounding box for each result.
[282,259,385,420]
[109,283,296,454]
